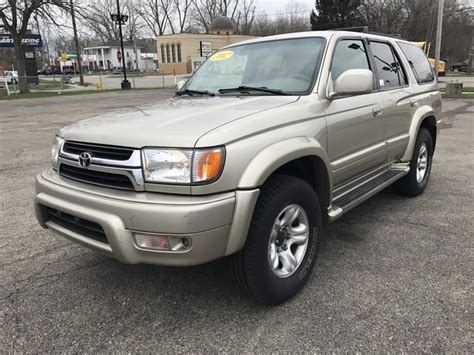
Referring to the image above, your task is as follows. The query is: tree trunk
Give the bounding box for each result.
[13,36,29,93]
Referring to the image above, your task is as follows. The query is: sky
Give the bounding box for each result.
[254,0,314,17]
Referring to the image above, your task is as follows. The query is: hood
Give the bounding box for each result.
[59,96,299,148]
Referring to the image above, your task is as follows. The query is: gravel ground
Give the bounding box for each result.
[0,91,472,352]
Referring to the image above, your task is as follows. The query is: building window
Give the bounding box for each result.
[171,44,176,63]
[177,43,182,62]
[166,44,171,63]
[160,44,165,63]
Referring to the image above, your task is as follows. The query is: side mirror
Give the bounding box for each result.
[176,79,186,92]
[328,69,373,99]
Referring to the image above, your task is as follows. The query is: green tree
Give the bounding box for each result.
[310,0,364,30]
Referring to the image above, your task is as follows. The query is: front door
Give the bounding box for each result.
[324,38,387,187]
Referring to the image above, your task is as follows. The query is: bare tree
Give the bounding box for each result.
[0,0,67,92]
[137,0,173,36]
[234,0,256,34]
[251,0,309,36]
[173,0,192,33]
[80,0,142,42]
[191,0,240,33]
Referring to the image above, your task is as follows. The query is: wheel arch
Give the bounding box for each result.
[401,106,439,162]
[238,137,332,208]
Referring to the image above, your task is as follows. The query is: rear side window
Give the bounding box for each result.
[370,41,407,89]
[331,39,371,81]
[398,42,434,84]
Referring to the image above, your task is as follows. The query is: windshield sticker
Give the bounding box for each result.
[210,50,234,61]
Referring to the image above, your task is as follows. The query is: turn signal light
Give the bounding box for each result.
[193,148,224,183]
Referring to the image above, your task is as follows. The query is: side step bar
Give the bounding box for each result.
[328,166,409,222]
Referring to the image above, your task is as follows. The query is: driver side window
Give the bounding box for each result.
[331,39,371,82]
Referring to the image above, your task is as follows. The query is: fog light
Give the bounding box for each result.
[133,233,192,251]
[134,233,169,250]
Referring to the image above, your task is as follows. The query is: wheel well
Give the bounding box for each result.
[420,116,437,151]
[269,156,330,208]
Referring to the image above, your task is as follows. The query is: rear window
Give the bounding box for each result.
[370,41,407,89]
[398,42,434,84]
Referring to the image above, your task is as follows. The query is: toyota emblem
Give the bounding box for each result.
[79,152,92,168]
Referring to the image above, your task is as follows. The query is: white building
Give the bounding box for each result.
[83,40,157,72]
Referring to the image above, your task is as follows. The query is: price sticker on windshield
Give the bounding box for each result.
[210,50,234,61]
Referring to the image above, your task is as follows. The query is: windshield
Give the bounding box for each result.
[182,37,325,95]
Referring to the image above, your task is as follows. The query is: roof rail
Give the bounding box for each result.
[333,26,369,33]
[332,26,404,39]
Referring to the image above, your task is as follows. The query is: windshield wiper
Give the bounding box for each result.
[218,86,290,95]
[176,89,215,97]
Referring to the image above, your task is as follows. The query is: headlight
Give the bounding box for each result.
[143,147,225,184]
[51,136,64,168]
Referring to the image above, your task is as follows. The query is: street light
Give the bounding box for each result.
[111,0,131,89]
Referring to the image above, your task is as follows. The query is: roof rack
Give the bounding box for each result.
[333,26,403,39]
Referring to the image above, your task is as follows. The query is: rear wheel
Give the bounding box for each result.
[230,175,322,305]
[393,128,433,196]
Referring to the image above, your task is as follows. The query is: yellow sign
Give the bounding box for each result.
[60,51,68,62]
[210,50,234,62]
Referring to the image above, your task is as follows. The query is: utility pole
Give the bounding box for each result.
[70,0,84,85]
[116,0,131,89]
[468,26,473,76]
[434,0,444,78]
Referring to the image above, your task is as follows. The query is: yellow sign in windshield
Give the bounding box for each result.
[210,50,234,61]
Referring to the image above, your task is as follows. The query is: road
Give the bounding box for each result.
[1,91,472,352]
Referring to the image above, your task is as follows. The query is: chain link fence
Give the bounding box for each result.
[0,72,184,97]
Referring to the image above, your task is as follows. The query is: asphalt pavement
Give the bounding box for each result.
[0,91,472,352]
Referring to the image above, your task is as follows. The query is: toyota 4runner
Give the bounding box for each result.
[35,31,442,305]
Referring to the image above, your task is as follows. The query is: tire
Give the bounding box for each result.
[230,175,322,305]
[392,128,433,196]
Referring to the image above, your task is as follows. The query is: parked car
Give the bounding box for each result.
[451,60,469,72]
[35,30,442,305]
[2,70,18,84]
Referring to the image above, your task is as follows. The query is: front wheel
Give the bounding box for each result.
[393,128,433,196]
[230,175,322,305]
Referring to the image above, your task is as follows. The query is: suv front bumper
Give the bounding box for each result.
[35,169,259,266]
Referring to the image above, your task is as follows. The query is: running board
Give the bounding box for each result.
[328,166,409,222]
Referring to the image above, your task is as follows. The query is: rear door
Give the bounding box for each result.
[368,40,412,162]
[324,37,387,187]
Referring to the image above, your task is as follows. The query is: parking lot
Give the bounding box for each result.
[1,91,472,352]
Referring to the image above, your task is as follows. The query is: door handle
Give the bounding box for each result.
[372,106,384,117]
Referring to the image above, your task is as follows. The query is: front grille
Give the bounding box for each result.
[59,164,135,190]
[63,141,134,161]
[44,206,108,244]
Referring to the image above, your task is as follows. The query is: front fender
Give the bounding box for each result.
[238,136,332,194]
[401,105,438,162]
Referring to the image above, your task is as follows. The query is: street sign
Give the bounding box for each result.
[0,34,43,48]
[60,51,68,62]
[117,51,122,61]
[200,41,212,57]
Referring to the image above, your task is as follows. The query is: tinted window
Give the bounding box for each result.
[398,42,435,84]
[331,39,370,81]
[370,42,407,89]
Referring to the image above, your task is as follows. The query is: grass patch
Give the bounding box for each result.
[0,87,173,101]
[442,93,474,99]
[463,87,474,92]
